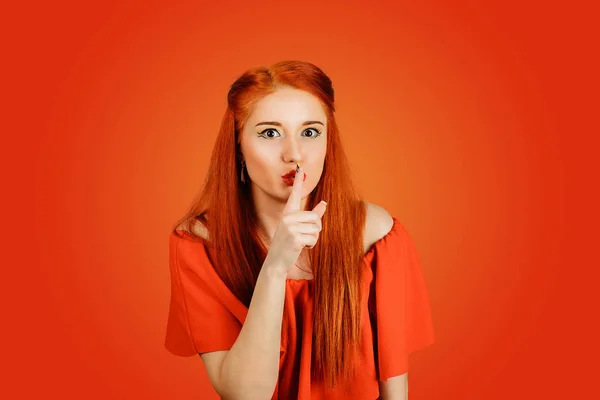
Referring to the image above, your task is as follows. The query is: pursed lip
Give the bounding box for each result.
[281,169,297,179]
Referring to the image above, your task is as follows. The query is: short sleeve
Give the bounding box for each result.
[165,231,247,356]
[369,218,435,380]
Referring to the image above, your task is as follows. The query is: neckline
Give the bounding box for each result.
[176,217,399,284]
[286,278,313,283]
[285,217,399,283]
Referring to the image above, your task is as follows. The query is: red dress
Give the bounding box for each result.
[165,217,435,399]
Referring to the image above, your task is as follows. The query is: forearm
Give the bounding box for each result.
[219,265,287,399]
[378,373,408,400]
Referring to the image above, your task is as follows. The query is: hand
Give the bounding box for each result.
[263,166,327,275]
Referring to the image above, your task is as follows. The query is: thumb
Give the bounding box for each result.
[312,200,328,218]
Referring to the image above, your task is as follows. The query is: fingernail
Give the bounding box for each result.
[321,200,327,206]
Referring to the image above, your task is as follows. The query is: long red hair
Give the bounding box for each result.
[173,60,367,388]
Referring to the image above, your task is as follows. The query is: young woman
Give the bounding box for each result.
[165,60,435,399]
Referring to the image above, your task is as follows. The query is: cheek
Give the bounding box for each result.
[253,144,277,158]
[252,147,280,169]
[245,146,280,180]
[307,143,327,167]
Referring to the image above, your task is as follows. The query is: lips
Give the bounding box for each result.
[281,169,297,179]
[281,169,307,184]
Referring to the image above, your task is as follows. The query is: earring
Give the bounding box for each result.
[240,159,246,183]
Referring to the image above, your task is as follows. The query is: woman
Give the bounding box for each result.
[165,60,435,399]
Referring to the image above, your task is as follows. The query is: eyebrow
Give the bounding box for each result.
[255,120,324,127]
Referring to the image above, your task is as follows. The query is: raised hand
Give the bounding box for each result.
[263,165,327,275]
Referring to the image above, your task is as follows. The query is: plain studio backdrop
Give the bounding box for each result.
[1,0,598,399]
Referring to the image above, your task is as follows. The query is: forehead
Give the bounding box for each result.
[248,87,326,124]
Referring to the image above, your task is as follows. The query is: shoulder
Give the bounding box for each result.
[176,219,210,241]
[363,201,395,254]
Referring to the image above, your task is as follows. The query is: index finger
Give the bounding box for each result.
[283,165,305,213]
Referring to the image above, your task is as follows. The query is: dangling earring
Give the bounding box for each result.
[240,159,246,183]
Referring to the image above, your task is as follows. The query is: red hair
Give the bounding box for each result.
[173,60,367,388]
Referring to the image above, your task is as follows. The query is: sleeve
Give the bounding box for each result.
[164,232,245,356]
[371,220,435,380]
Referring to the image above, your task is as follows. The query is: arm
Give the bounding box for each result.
[200,265,287,400]
[378,373,408,400]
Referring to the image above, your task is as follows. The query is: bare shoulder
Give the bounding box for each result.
[177,219,210,240]
[363,201,395,254]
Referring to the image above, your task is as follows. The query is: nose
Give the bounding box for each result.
[282,135,303,165]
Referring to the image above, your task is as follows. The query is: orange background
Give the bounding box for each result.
[3,1,598,399]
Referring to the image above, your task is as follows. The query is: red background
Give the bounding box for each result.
[2,1,598,399]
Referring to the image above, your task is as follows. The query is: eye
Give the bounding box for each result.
[257,127,322,139]
[257,128,281,139]
[303,128,322,138]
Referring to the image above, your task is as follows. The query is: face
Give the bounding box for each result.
[239,86,328,202]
